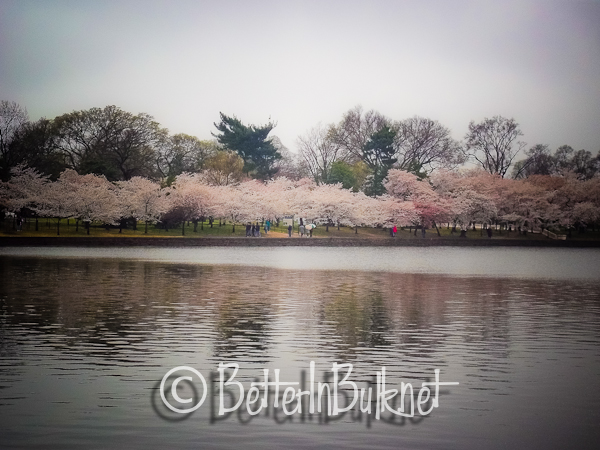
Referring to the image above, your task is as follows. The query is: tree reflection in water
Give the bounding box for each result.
[1,253,600,450]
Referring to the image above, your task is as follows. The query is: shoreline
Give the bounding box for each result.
[1,236,599,248]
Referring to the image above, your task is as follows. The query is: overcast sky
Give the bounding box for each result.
[1,0,599,155]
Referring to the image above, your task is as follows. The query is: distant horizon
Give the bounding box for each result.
[2,0,599,153]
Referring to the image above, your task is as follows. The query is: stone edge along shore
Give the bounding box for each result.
[1,236,599,248]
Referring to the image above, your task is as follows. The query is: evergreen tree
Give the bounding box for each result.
[362,125,397,196]
[212,113,281,180]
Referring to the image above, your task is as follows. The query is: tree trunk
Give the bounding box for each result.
[182,220,185,236]
[76,219,79,232]
[87,222,90,235]
[35,218,38,231]
[355,225,358,234]
[433,221,441,237]
[232,223,236,233]
[57,218,60,236]
[145,221,148,234]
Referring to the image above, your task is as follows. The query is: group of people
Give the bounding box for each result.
[286,223,314,237]
[297,223,314,238]
[246,220,271,237]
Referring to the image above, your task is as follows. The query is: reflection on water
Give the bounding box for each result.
[1,250,600,449]
[2,245,600,279]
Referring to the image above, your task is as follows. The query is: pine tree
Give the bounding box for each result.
[212,113,281,180]
[362,125,397,196]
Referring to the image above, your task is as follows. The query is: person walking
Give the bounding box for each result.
[246,223,251,237]
[288,224,292,237]
[299,223,305,237]
[392,225,397,237]
[266,219,271,232]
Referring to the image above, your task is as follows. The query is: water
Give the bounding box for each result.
[1,247,599,449]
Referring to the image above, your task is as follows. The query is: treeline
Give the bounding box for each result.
[2,166,599,237]
[1,101,598,191]
[0,103,259,184]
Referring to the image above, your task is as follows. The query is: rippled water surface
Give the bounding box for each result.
[1,247,600,449]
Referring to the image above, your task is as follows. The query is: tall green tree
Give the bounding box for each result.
[212,113,281,180]
[362,125,397,196]
[53,105,167,181]
[329,160,371,192]
[0,101,29,181]
[156,134,219,179]
[8,118,67,180]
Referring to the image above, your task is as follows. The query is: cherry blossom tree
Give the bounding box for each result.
[309,183,356,231]
[0,165,48,214]
[117,177,168,233]
[0,165,48,230]
[384,169,452,234]
[375,195,419,228]
[347,191,383,232]
[167,173,221,235]
[68,172,121,234]
[287,178,320,225]
[263,177,296,225]
[212,184,248,233]
[34,170,79,235]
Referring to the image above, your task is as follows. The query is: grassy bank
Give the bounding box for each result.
[2,217,599,242]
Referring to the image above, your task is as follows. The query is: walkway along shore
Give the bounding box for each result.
[1,237,599,248]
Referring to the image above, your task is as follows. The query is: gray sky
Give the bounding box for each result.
[1,0,599,155]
